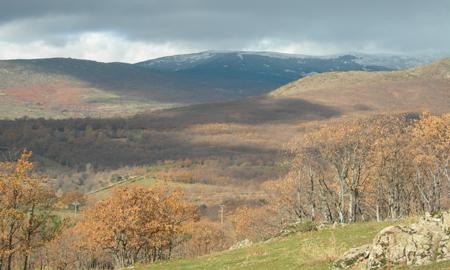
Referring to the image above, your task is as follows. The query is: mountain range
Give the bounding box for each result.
[0,51,442,119]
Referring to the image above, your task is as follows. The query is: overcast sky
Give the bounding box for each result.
[0,0,449,62]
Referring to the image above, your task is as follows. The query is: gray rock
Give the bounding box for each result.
[332,244,371,269]
[332,211,450,270]
[278,221,317,237]
[229,239,252,250]
[368,211,450,269]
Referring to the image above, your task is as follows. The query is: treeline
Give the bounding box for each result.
[0,116,193,169]
[0,115,282,191]
[0,112,280,170]
[234,113,449,240]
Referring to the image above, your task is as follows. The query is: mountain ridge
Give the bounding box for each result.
[136,50,436,70]
[0,52,446,119]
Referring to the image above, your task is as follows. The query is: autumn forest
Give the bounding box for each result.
[0,110,448,269]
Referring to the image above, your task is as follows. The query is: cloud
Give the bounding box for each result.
[0,32,197,62]
[0,0,449,61]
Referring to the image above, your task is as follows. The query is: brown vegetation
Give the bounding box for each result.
[75,186,197,268]
[0,152,60,270]
[271,58,450,114]
[0,112,448,269]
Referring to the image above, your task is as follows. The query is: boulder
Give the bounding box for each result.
[278,221,317,237]
[332,211,450,270]
[332,244,371,269]
[368,211,450,269]
[229,239,252,250]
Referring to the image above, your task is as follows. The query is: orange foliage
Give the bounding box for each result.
[0,151,59,270]
[232,206,280,241]
[76,186,198,268]
[180,219,232,257]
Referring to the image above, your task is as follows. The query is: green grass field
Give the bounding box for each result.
[138,219,450,270]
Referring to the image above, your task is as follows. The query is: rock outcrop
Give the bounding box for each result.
[229,239,252,250]
[332,244,371,269]
[278,221,318,237]
[332,211,450,269]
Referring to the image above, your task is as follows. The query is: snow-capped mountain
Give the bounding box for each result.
[135,51,437,93]
[135,52,367,90]
[136,50,435,72]
[349,53,438,70]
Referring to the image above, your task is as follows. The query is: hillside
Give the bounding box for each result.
[270,58,450,113]
[0,59,186,119]
[0,52,434,119]
[137,219,450,270]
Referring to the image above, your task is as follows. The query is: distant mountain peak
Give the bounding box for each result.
[137,51,438,72]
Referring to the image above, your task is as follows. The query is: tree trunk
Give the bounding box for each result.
[308,167,317,221]
[6,254,13,270]
[338,177,345,223]
[6,222,16,270]
[348,188,355,223]
[376,203,381,222]
[318,178,333,223]
[23,203,37,270]
[22,255,29,270]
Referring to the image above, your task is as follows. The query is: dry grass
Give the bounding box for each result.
[271,58,450,114]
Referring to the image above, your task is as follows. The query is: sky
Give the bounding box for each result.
[0,0,449,63]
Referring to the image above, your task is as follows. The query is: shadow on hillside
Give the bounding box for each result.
[0,97,340,171]
[5,59,286,103]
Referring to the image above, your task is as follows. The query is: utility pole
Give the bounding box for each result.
[219,205,225,224]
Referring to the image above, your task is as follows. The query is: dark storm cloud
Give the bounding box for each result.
[0,0,449,61]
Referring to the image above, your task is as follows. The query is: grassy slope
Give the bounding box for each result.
[269,58,450,115]
[138,220,450,270]
[271,58,450,97]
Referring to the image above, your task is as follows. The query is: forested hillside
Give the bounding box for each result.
[1,112,448,269]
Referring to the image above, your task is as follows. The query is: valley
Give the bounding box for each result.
[0,54,449,270]
[2,1,450,269]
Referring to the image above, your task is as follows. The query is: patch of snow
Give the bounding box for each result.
[141,51,218,67]
[350,52,438,69]
[139,50,442,71]
[305,72,318,76]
